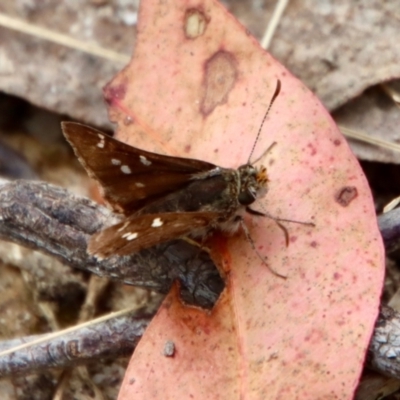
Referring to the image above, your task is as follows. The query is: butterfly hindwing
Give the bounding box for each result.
[88,211,220,258]
[61,122,217,214]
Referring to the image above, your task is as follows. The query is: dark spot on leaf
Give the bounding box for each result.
[310,241,318,248]
[307,143,317,156]
[333,139,341,146]
[200,51,237,116]
[124,116,133,126]
[103,82,127,105]
[335,186,358,207]
[333,272,341,280]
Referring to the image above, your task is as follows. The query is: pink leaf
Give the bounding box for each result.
[103,0,384,398]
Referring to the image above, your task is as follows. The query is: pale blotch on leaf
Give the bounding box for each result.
[201,51,237,116]
[163,340,175,357]
[184,9,207,39]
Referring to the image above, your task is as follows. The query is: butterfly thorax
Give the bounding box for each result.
[134,164,268,223]
[137,171,238,217]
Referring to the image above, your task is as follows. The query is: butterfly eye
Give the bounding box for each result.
[238,189,256,206]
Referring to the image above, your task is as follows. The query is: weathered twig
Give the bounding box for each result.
[0,180,223,308]
[2,304,400,379]
[2,180,400,380]
[378,207,400,255]
[0,180,224,377]
[368,306,400,379]
[0,309,150,377]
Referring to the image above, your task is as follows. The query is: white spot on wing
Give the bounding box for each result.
[122,232,138,240]
[151,217,163,227]
[139,155,152,166]
[111,159,122,165]
[121,165,132,174]
[135,182,145,188]
[97,134,105,148]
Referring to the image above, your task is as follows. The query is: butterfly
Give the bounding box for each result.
[62,81,306,278]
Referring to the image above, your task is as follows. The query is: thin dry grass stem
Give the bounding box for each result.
[52,274,109,400]
[0,307,139,358]
[260,0,289,49]
[78,275,109,323]
[339,125,400,154]
[53,370,73,400]
[383,196,400,214]
[76,365,106,400]
[0,12,130,64]
[381,83,400,106]
[53,366,105,400]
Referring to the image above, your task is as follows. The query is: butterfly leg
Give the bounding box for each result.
[235,216,286,279]
[245,207,290,246]
[181,236,211,253]
[245,207,315,247]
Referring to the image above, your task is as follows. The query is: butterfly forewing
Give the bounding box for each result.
[61,122,217,214]
[88,211,220,258]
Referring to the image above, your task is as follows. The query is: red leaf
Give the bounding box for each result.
[103,0,384,398]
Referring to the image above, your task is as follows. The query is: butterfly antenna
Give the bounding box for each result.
[248,79,281,164]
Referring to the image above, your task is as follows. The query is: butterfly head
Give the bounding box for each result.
[237,164,269,206]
